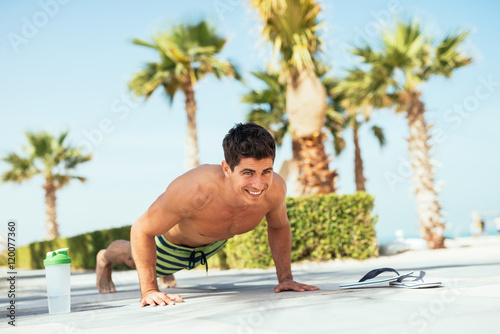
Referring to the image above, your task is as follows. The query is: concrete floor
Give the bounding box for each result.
[1,236,499,334]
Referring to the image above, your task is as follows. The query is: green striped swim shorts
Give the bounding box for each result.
[155,235,227,277]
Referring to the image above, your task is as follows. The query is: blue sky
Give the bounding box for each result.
[1,0,499,247]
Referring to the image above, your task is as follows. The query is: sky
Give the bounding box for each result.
[1,0,499,247]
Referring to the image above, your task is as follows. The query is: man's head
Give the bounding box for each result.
[222,123,276,171]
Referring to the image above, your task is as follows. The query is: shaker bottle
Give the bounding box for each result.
[43,248,72,314]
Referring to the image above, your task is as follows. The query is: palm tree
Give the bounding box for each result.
[2,131,92,240]
[243,66,341,193]
[335,116,385,192]
[243,71,288,146]
[129,20,241,170]
[251,0,336,196]
[353,20,472,248]
[330,68,387,192]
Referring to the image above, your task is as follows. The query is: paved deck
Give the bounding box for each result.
[1,237,499,333]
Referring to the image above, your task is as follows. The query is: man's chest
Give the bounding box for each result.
[185,206,268,239]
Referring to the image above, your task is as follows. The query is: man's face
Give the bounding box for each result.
[224,157,274,205]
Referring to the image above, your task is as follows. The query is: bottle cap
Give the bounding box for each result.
[43,248,72,266]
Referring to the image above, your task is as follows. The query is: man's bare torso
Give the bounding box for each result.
[161,164,284,248]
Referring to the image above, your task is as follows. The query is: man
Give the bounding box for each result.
[96,123,319,307]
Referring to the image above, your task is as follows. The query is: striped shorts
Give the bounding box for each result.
[155,235,227,277]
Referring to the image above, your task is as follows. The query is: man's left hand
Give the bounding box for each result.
[274,278,319,293]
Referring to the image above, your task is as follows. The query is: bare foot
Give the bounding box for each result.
[158,274,177,289]
[96,249,116,294]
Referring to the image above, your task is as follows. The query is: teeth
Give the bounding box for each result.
[248,190,261,195]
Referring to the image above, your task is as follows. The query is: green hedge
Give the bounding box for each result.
[16,226,131,270]
[223,192,378,268]
[14,192,378,270]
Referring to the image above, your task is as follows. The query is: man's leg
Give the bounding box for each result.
[159,275,177,288]
[96,240,177,293]
[96,240,136,293]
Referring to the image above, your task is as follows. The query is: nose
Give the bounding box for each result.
[251,175,264,189]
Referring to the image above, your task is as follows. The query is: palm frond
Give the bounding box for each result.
[72,176,87,183]
[162,78,182,105]
[64,150,92,170]
[349,18,472,114]
[371,125,386,147]
[51,174,72,188]
[129,19,239,102]
[2,131,91,188]
[252,0,322,76]
[242,70,287,146]
[128,63,169,99]
[2,153,39,183]
[131,38,158,49]
[432,31,472,77]
[351,45,381,64]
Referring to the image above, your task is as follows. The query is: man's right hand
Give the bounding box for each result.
[140,290,184,307]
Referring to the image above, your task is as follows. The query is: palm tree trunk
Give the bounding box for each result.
[284,158,302,197]
[353,123,366,192]
[292,134,337,195]
[287,70,337,196]
[43,181,59,240]
[182,78,200,170]
[402,91,445,249]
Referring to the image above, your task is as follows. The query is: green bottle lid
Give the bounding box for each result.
[43,248,72,266]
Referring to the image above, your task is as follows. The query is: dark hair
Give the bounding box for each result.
[223,123,276,170]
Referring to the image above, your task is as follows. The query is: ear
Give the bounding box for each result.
[221,161,231,175]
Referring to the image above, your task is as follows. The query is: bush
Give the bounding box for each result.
[220,192,378,269]
[0,254,7,267]
[15,192,378,270]
[16,226,131,270]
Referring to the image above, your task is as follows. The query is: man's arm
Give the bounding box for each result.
[266,201,293,283]
[130,198,183,307]
[130,177,196,307]
[130,216,158,296]
[266,193,319,293]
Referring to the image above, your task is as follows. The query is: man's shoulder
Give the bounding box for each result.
[176,164,222,190]
[194,164,223,176]
[272,171,287,193]
[182,164,222,187]
[266,172,287,206]
[164,165,222,212]
[173,164,221,183]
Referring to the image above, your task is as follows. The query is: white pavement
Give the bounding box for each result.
[1,236,500,334]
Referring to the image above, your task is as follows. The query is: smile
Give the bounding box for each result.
[246,189,263,196]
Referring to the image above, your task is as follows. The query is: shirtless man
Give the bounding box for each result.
[96,123,319,306]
